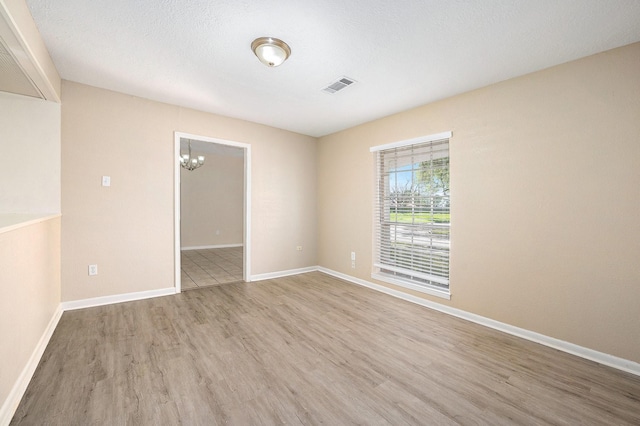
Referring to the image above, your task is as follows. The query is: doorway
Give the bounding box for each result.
[174,132,251,292]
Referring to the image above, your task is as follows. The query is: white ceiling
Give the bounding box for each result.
[25,0,640,137]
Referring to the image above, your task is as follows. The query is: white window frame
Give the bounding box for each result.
[370,131,452,300]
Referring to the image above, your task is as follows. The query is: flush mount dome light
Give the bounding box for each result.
[251,37,291,67]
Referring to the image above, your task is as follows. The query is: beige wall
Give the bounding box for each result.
[317,42,640,363]
[0,92,61,214]
[0,217,61,416]
[180,151,244,248]
[0,4,63,420]
[61,81,317,302]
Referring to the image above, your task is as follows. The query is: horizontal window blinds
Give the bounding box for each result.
[373,135,450,291]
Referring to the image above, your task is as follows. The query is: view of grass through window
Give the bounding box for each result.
[389,212,450,223]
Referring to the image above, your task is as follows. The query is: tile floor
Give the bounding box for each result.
[180,246,243,290]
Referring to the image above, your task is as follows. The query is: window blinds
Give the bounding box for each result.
[372,133,450,292]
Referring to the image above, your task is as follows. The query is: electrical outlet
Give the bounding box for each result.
[351,260,356,269]
[88,264,98,276]
[351,251,356,261]
[101,176,111,187]
[296,246,303,251]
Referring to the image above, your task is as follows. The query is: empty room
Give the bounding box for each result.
[1,0,640,424]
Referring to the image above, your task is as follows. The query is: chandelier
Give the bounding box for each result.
[180,140,205,171]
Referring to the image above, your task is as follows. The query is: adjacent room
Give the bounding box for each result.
[1,0,640,424]
[179,138,245,290]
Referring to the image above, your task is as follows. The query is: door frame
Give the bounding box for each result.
[174,131,251,293]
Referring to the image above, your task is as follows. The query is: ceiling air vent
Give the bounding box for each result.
[0,7,58,100]
[322,77,356,94]
[0,34,42,98]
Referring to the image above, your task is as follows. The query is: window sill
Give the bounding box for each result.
[371,272,451,300]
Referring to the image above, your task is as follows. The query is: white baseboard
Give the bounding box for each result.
[318,267,640,377]
[251,266,318,282]
[0,305,63,426]
[181,244,243,251]
[60,287,176,311]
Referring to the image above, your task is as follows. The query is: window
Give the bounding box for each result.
[370,132,451,299]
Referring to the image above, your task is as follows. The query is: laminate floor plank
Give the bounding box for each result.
[10,271,640,425]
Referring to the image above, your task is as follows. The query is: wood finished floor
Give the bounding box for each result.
[11,272,640,425]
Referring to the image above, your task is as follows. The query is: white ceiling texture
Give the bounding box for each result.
[26,0,640,137]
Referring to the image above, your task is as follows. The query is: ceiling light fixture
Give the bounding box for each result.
[251,37,291,67]
[180,140,205,171]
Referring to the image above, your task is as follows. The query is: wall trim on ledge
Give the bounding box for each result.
[0,305,63,426]
[251,266,318,282]
[181,243,243,251]
[61,287,176,311]
[317,267,640,377]
[0,213,61,235]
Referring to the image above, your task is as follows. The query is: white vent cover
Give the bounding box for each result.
[322,77,356,94]
[0,5,58,101]
[0,40,42,98]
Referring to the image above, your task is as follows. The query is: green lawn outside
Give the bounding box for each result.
[389,212,450,224]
